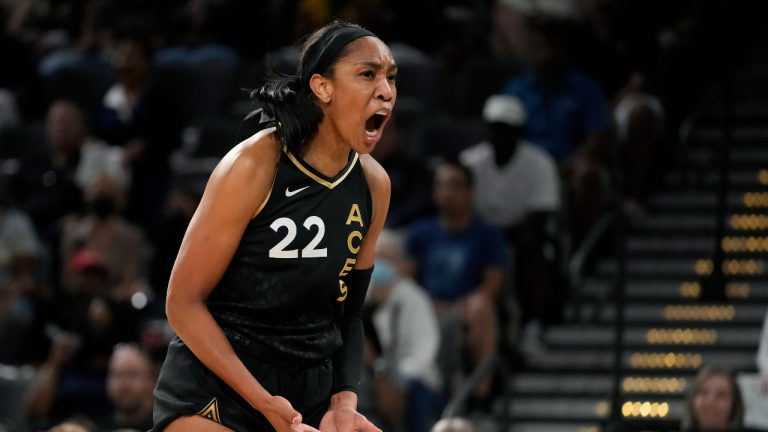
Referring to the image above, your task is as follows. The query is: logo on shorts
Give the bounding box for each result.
[198,397,221,424]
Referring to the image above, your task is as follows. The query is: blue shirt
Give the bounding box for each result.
[406,216,508,302]
[503,70,610,163]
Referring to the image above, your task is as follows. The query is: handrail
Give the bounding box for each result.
[677,85,721,188]
[440,353,499,419]
[678,84,720,149]
[568,211,617,298]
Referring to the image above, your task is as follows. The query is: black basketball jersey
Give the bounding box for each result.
[208,128,373,362]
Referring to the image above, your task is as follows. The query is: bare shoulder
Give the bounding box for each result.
[200,127,281,219]
[358,154,391,201]
[214,127,281,179]
[354,155,391,268]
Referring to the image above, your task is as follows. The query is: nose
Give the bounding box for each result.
[376,75,394,102]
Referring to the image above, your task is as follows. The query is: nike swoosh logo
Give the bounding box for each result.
[285,185,309,197]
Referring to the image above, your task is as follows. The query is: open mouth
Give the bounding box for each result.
[365,113,387,136]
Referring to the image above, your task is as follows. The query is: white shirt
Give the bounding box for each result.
[76,138,130,189]
[371,278,443,391]
[0,208,41,278]
[460,140,560,227]
[758,309,768,376]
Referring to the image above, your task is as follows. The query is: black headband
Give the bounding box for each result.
[301,27,377,82]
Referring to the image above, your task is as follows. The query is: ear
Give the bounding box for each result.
[309,74,333,104]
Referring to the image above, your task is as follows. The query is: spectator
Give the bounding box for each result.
[17,99,124,240]
[49,99,127,189]
[502,17,611,246]
[0,172,50,364]
[680,365,745,432]
[96,34,181,229]
[0,172,42,290]
[405,159,507,401]
[59,174,147,303]
[364,229,442,432]
[100,343,156,431]
[460,94,561,357]
[25,247,143,428]
[576,0,667,213]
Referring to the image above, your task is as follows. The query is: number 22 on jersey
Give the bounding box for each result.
[267,204,365,261]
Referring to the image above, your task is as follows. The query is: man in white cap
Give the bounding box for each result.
[460,94,560,358]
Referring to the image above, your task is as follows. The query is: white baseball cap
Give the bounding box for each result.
[482,94,527,126]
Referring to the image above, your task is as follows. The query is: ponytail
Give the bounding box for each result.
[249,72,323,154]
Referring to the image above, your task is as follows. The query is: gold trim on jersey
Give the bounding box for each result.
[283,147,359,189]
[253,169,277,219]
[197,397,222,424]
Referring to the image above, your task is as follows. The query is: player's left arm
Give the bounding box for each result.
[354,154,391,269]
[323,154,389,430]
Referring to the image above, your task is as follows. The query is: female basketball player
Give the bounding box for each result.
[152,20,395,432]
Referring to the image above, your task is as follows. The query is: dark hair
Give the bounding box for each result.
[249,20,376,154]
[681,364,744,432]
[435,156,474,187]
[48,98,92,131]
[526,16,577,51]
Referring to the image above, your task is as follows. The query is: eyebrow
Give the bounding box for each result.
[356,61,398,72]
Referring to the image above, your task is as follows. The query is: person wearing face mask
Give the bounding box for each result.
[363,229,442,432]
[59,174,147,303]
[152,20,394,432]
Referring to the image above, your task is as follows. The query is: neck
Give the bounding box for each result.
[536,67,564,85]
[493,144,517,166]
[701,423,730,432]
[52,148,78,170]
[123,79,146,104]
[302,124,352,177]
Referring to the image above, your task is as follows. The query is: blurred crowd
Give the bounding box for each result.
[0,0,761,431]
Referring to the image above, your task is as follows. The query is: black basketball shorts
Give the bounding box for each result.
[151,336,332,431]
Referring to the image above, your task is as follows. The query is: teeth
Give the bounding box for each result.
[365,129,378,136]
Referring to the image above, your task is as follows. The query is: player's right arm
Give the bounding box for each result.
[165,128,317,432]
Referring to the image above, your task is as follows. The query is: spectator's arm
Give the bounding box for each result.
[475,266,505,301]
[474,225,509,301]
[24,332,79,419]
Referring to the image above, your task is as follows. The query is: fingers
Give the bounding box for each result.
[288,411,303,431]
[356,414,382,432]
[298,424,321,432]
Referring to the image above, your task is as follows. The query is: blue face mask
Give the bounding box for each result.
[371,259,398,287]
